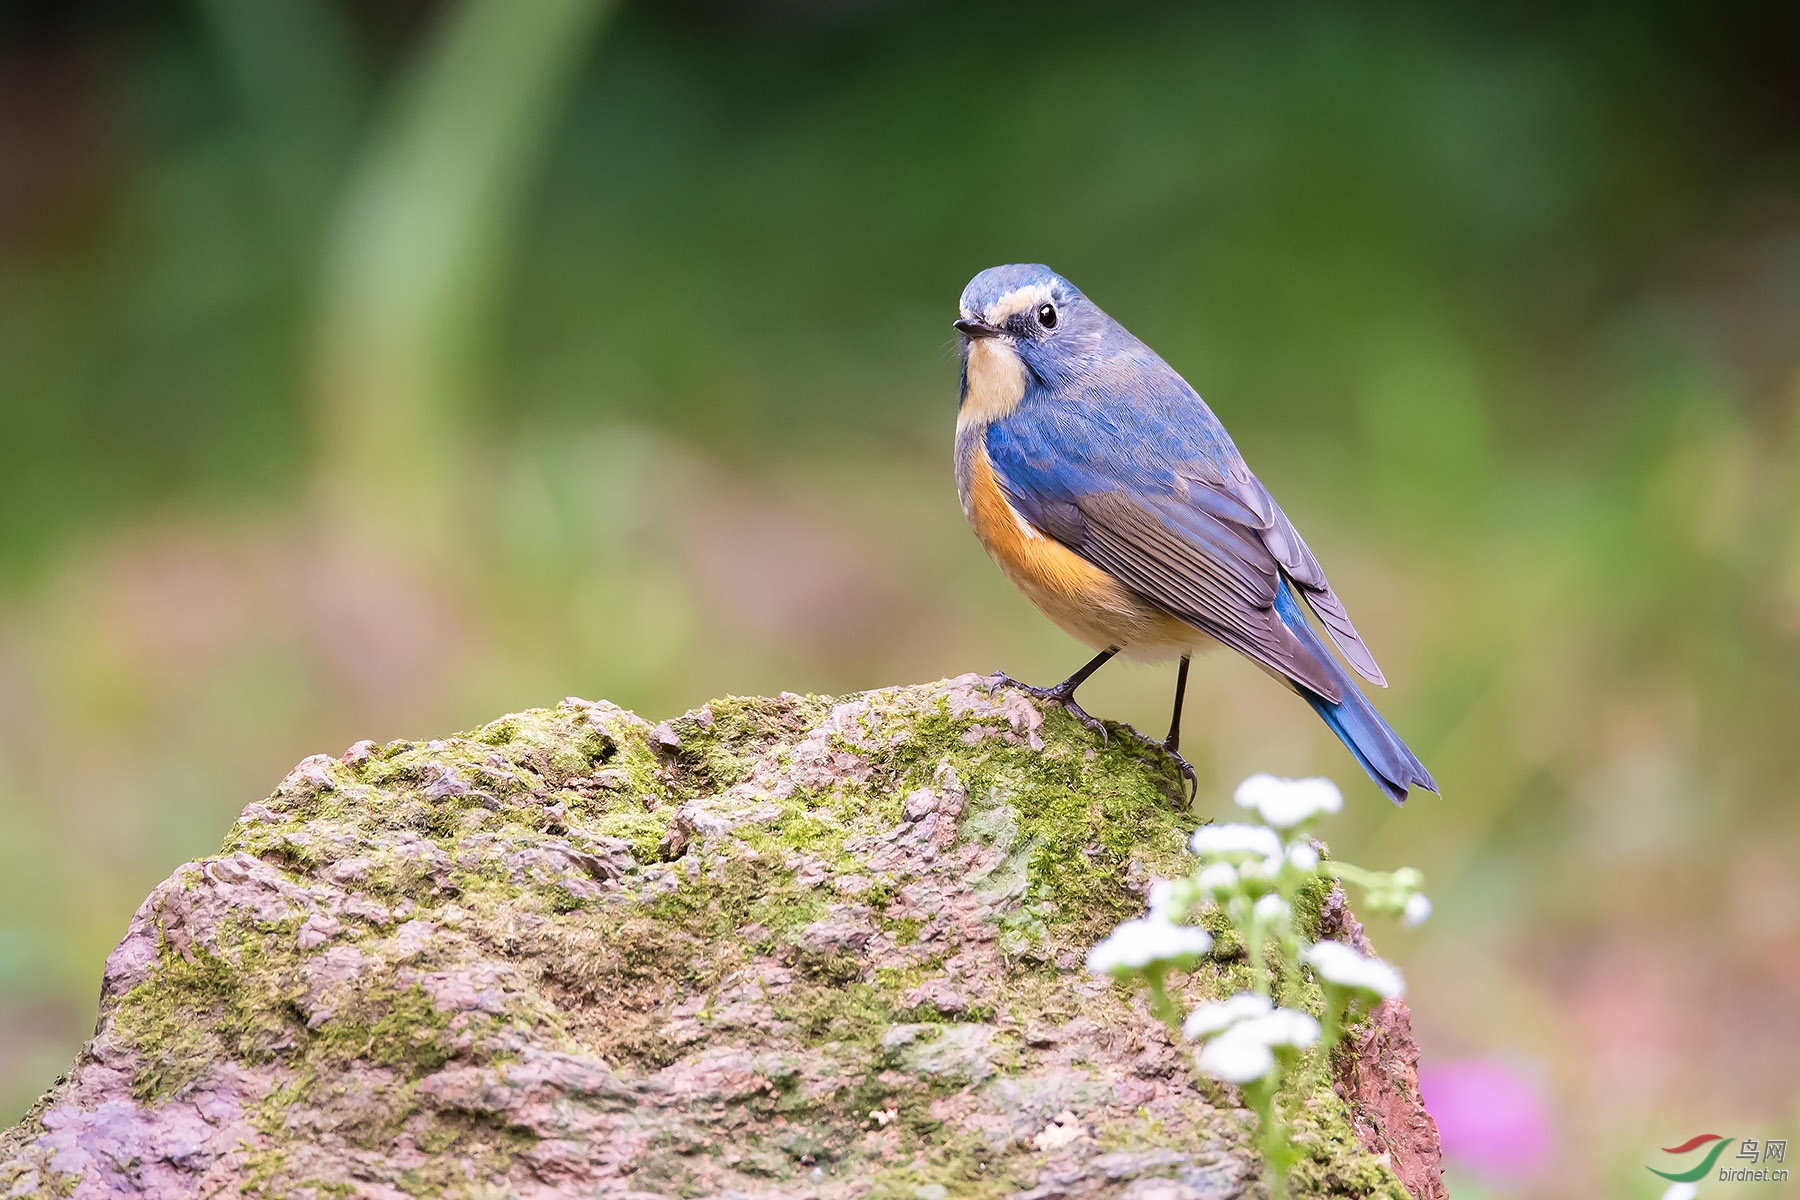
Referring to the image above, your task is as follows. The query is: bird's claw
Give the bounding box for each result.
[1116,722,1198,803]
[988,674,1192,803]
[1162,742,1199,802]
[986,672,1110,746]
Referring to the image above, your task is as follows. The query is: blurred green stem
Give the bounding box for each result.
[1246,910,1269,998]
[1142,963,1185,1032]
[198,0,362,257]
[1245,1076,1290,1200]
[310,0,615,548]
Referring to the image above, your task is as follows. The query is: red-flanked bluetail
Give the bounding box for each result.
[953,263,1436,804]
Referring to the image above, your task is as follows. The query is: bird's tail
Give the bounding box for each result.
[1274,581,1437,805]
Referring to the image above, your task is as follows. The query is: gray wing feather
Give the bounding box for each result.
[1058,491,1346,703]
[1214,469,1389,687]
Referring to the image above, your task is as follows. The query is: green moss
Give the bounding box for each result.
[775,978,899,1046]
[868,696,1192,944]
[111,938,300,1104]
[577,807,663,865]
[862,1126,1027,1200]
[313,984,455,1074]
[398,1114,539,1196]
[235,1147,294,1200]
[750,806,851,859]
[359,751,433,790]
[888,916,923,946]
[475,718,520,746]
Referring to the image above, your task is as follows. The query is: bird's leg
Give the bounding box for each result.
[1162,655,1197,799]
[1165,654,1190,750]
[988,647,1118,743]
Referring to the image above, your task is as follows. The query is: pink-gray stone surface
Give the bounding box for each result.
[0,678,1443,1199]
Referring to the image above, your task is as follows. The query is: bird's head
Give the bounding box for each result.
[950,264,1087,349]
[953,264,1110,393]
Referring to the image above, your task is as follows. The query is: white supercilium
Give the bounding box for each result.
[1303,940,1406,999]
[1086,917,1213,975]
[1233,773,1343,830]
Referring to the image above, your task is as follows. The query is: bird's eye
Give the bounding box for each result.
[1038,303,1058,329]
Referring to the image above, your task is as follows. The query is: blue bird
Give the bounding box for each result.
[953,263,1436,804]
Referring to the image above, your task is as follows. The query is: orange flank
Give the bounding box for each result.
[966,441,1199,659]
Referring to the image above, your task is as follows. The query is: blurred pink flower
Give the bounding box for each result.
[1419,1057,1554,1181]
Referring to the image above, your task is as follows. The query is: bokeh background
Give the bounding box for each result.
[3,1,1799,1194]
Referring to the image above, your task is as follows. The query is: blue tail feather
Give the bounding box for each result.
[1273,582,1437,805]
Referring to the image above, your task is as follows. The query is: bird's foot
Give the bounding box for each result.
[1162,740,1198,802]
[986,672,1110,746]
[1115,722,1198,803]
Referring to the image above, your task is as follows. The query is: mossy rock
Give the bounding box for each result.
[0,677,1443,1199]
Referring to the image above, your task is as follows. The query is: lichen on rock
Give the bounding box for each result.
[0,676,1443,1199]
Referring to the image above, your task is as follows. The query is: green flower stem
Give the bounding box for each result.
[1319,986,1347,1057]
[1245,1075,1291,1200]
[1320,861,1385,889]
[1141,963,1185,1033]
[1246,915,1269,997]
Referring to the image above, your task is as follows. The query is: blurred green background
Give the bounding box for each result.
[3,1,1798,1194]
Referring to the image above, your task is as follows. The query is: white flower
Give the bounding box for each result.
[1196,1029,1275,1083]
[1184,991,1318,1084]
[1234,773,1343,829]
[1147,879,1175,917]
[1183,992,1273,1039]
[1660,1185,1697,1200]
[1184,992,1320,1055]
[1234,853,1284,890]
[1189,823,1281,860]
[1253,893,1289,924]
[1288,843,1320,872]
[1233,1008,1321,1049]
[1086,917,1213,975]
[1402,893,1432,928]
[1196,862,1238,896]
[1303,940,1405,999]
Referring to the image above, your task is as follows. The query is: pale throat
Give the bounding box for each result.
[956,337,1028,434]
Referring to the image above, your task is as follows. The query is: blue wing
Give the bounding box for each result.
[984,371,1387,696]
[1000,354,1388,687]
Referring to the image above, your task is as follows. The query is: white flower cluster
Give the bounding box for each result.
[1189,822,1282,859]
[1350,863,1431,925]
[1206,776,1434,929]
[1085,773,1434,1200]
[1303,939,1405,999]
[1085,915,1213,976]
[1188,780,1336,936]
[1234,772,1342,829]
[1184,991,1321,1084]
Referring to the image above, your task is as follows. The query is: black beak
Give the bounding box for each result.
[954,317,1003,340]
